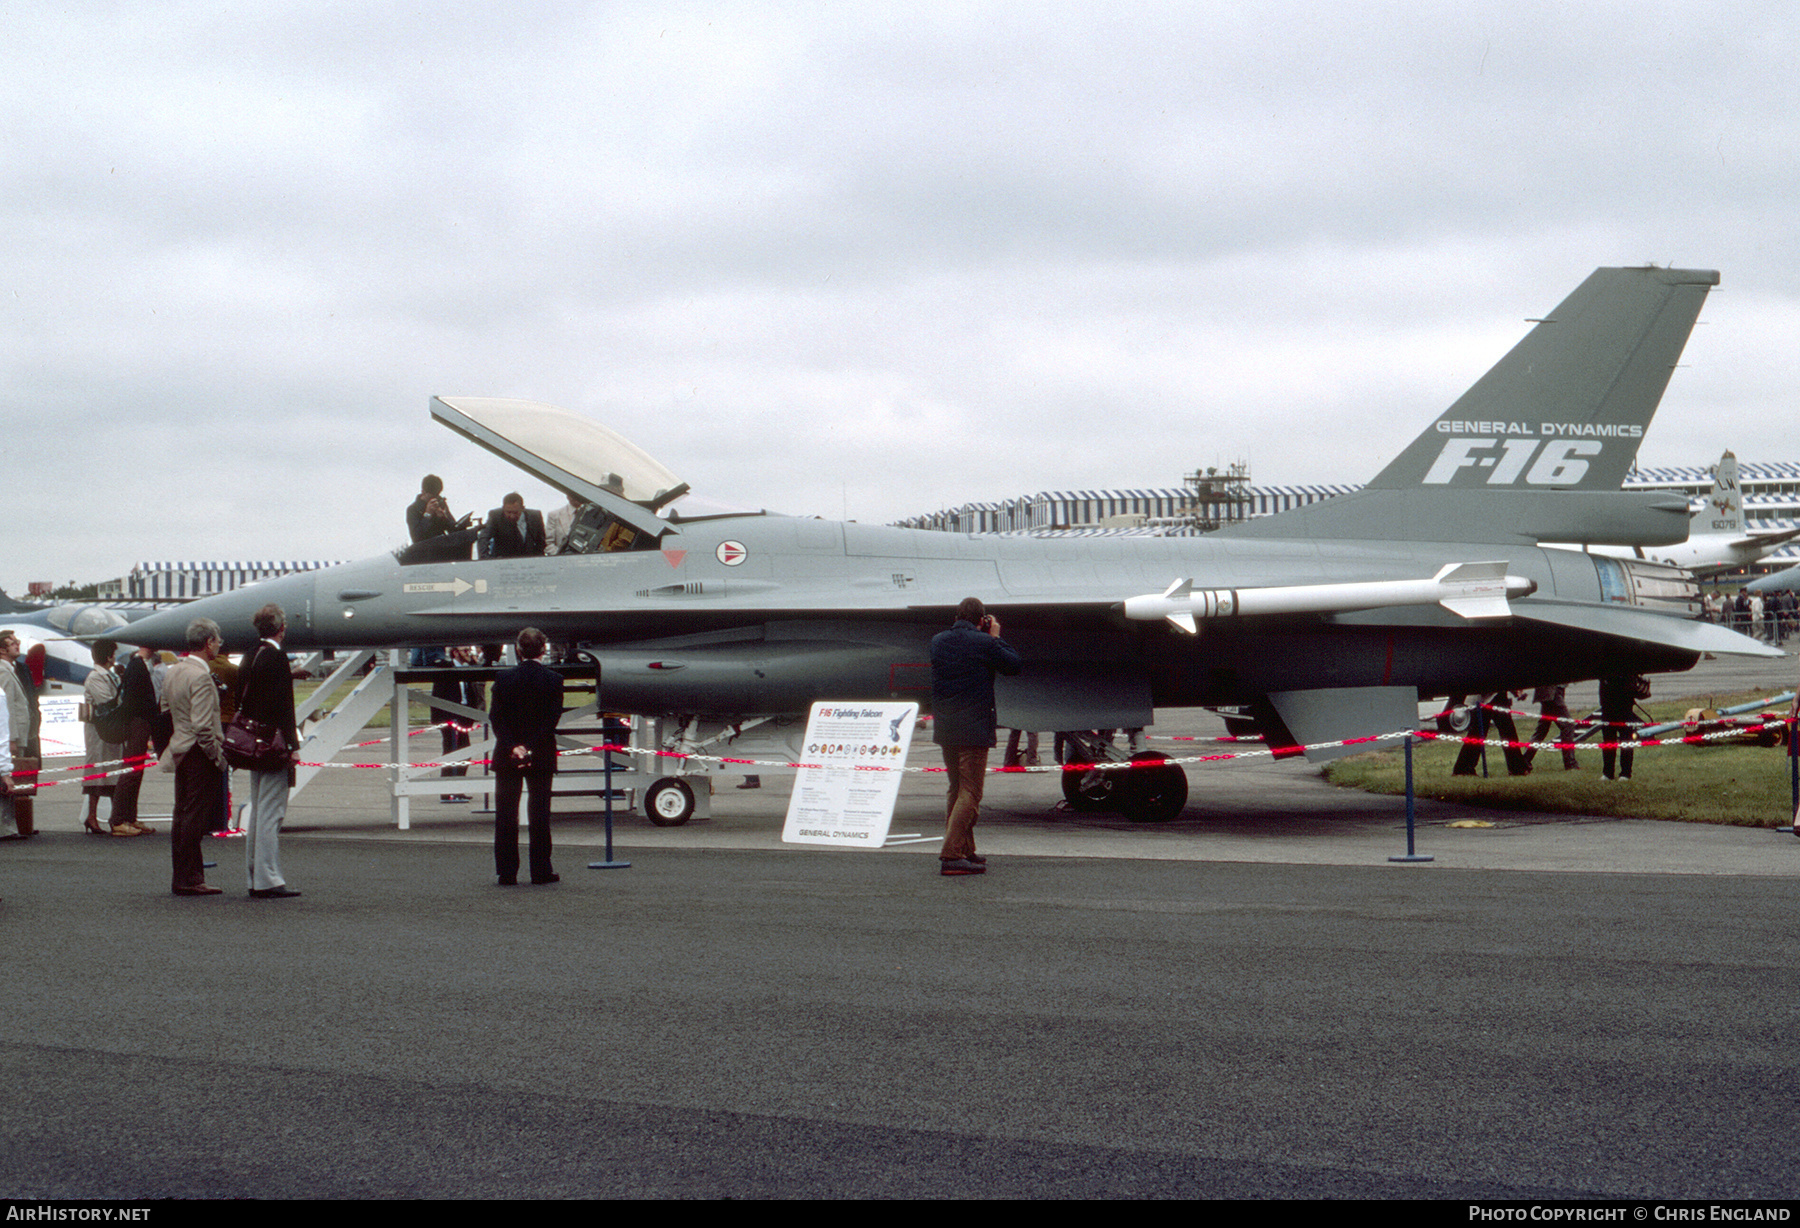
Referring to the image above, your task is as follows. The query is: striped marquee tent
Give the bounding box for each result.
[895,484,1363,534]
[896,465,1800,558]
[126,560,343,601]
[1627,461,1800,492]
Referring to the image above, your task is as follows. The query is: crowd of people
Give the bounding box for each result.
[0,602,573,894]
[1704,587,1798,643]
[0,607,307,898]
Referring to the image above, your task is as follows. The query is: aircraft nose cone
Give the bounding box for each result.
[121,571,315,653]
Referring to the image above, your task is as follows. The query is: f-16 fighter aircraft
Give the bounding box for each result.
[125,266,1779,822]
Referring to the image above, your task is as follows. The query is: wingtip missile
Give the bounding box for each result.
[1122,563,1537,629]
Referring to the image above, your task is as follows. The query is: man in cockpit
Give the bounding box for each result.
[546,493,588,554]
[478,493,548,559]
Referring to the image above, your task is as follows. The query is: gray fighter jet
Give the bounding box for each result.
[126,266,1778,821]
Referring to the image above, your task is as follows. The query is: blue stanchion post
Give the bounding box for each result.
[1389,733,1433,864]
[588,663,629,870]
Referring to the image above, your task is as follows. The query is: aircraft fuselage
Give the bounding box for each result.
[126,516,1693,729]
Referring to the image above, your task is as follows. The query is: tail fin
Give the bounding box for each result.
[1365,266,1718,492]
[1223,266,1716,545]
[1700,449,1744,534]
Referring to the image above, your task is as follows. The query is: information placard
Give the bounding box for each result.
[781,701,918,849]
[37,694,86,759]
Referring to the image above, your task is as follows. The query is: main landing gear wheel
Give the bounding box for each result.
[645,777,696,826]
[1121,751,1187,823]
[1060,757,1125,812]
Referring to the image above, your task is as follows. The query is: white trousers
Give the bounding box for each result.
[245,768,289,891]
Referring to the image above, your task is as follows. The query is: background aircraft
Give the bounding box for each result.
[1745,563,1800,593]
[0,598,140,688]
[1554,449,1800,575]
[124,266,1778,821]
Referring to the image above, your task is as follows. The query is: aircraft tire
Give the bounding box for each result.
[1060,759,1124,812]
[645,777,696,826]
[1122,751,1187,823]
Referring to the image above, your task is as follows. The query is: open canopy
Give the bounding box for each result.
[430,396,688,541]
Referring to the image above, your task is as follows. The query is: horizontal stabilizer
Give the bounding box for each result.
[1739,526,1800,550]
[1514,600,1785,659]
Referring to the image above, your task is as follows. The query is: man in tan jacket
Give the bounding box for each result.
[161,618,226,896]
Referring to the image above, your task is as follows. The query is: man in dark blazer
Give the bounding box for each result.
[489,626,564,885]
[406,473,458,543]
[929,596,1022,876]
[237,602,302,898]
[478,493,548,559]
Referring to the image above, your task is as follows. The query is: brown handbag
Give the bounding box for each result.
[224,645,289,771]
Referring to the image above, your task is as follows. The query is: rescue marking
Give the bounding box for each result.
[402,578,487,596]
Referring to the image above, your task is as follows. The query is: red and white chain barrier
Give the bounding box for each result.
[17,713,1793,791]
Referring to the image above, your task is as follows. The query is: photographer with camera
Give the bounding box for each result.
[929,597,1022,877]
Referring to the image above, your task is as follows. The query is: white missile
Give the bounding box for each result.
[1122,561,1538,634]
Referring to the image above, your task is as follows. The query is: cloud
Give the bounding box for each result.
[3,1,1796,591]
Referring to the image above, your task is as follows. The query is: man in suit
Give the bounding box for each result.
[236,602,301,899]
[478,493,548,559]
[929,596,1023,876]
[111,643,160,835]
[489,626,564,885]
[161,617,227,896]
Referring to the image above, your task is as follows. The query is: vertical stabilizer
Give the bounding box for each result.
[1700,450,1744,535]
[1365,267,1718,492]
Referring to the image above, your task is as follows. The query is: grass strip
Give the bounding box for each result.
[1324,690,1799,827]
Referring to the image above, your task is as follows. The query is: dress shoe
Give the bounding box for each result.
[172,884,222,896]
[497,876,518,886]
[531,873,560,885]
[249,886,302,899]
[939,858,986,876]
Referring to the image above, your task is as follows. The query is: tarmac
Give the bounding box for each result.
[4,651,1800,1198]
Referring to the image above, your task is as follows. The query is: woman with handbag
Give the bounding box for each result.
[82,639,141,837]
[233,604,301,899]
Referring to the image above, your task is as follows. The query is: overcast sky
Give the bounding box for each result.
[4,1,1795,592]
